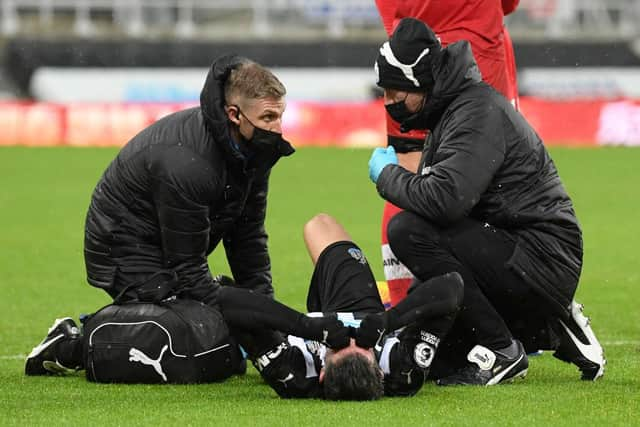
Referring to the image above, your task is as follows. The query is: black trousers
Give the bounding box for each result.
[387,212,554,359]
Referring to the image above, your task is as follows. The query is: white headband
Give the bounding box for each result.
[379,41,431,88]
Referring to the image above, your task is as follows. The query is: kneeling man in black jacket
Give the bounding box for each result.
[368,18,605,385]
[26,54,297,374]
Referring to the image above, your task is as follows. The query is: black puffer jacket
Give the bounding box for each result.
[377,41,582,315]
[84,57,294,301]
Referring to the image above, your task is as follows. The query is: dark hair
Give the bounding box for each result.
[323,353,384,401]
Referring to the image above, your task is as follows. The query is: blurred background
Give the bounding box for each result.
[2,0,640,147]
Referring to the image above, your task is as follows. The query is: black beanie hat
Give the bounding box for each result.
[375,17,442,91]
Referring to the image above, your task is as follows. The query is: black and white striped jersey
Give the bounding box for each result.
[252,312,439,398]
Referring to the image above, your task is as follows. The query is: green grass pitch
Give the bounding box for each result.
[0,146,638,426]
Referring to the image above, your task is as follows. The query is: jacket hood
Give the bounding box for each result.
[200,54,251,166]
[419,40,483,130]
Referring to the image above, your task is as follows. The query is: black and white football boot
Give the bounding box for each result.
[25,317,81,375]
[436,339,528,386]
[553,300,606,381]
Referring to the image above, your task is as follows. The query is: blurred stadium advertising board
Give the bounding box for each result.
[519,68,640,99]
[32,67,640,103]
[2,98,640,147]
[30,68,376,103]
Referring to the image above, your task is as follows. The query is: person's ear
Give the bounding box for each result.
[225,105,240,126]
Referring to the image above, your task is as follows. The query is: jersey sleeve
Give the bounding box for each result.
[380,325,437,397]
[251,336,323,399]
[375,0,399,36]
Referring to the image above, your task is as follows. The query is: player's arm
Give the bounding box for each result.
[236,328,323,399]
[369,273,464,397]
[217,286,350,348]
[375,0,399,36]
[502,0,520,15]
[356,272,464,348]
[385,272,464,329]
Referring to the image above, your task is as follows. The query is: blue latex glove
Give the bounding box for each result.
[368,146,398,183]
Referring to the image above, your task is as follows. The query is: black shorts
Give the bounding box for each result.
[306,241,383,313]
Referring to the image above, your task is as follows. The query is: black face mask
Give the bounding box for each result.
[233,106,295,172]
[384,95,428,133]
[385,99,413,124]
[249,126,295,167]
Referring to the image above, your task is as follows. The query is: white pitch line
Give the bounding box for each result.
[602,340,640,346]
[0,354,26,360]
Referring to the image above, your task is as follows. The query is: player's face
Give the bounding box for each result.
[327,339,376,362]
[383,88,426,113]
[226,96,286,140]
[319,338,379,383]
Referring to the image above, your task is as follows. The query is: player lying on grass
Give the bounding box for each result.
[25,213,464,400]
[25,269,355,381]
[24,280,354,382]
[231,213,464,400]
[368,18,605,384]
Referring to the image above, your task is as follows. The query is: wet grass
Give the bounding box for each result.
[0,146,638,426]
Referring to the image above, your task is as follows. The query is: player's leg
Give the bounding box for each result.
[387,211,529,385]
[380,112,425,306]
[382,198,414,306]
[303,213,354,265]
[303,213,382,313]
[25,317,84,375]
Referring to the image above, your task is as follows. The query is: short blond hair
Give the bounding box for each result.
[224,61,286,107]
